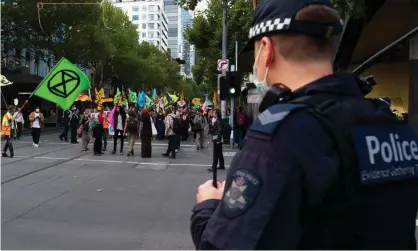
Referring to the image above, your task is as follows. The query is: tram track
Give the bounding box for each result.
[1,146,91,185]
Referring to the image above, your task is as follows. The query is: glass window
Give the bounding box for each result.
[142,32,146,38]
[149,5,157,11]
[142,5,147,11]
[142,14,147,20]
[142,23,147,29]
[132,6,139,12]
[132,15,139,21]
[148,14,155,20]
[148,23,155,29]
[168,28,177,37]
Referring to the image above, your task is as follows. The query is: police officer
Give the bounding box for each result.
[190,0,418,249]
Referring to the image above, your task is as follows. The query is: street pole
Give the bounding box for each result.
[220,0,228,119]
[230,41,238,148]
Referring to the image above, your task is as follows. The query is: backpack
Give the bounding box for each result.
[127,117,138,133]
[237,112,245,126]
[194,116,204,131]
[171,115,181,134]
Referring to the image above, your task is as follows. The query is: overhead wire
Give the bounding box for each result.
[36,2,113,33]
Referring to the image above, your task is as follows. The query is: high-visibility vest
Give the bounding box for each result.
[2,112,12,136]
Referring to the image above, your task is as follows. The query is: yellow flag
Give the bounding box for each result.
[213,92,219,109]
[192,98,201,106]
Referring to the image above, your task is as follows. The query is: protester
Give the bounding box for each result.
[29,107,44,147]
[139,109,152,158]
[180,110,189,141]
[59,110,70,142]
[155,109,165,140]
[162,107,176,159]
[102,109,109,151]
[234,106,247,148]
[193,109,205,150]
[2,106,14,157]
[93,107,104,156]
[112,106,126,155]
[13,107,24,140]
[70,107,80,144]
[80,110,90,151]
[125,109,138,156]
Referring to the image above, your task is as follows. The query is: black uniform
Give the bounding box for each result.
[189,0,418,248]
[70,111,79,143]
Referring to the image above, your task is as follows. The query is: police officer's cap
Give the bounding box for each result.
[245,0,343,51]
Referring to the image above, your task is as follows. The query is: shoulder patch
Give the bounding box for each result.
[222,169,262,218]
[250,103,306,135]
[351,125,418,185]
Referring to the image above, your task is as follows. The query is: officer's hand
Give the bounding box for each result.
[196,180,225,203]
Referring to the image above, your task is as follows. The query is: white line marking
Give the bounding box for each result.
[35,156,70,160]
[18,141,197,147]
[75,159,124,163]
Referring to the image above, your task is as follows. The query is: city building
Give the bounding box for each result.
[164,0,181,58]
[179,9,194,78]
[111,0,169,52]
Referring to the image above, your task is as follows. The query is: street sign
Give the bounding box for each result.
[217,59,229,71]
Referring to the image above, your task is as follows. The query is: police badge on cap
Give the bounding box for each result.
[244,0,343,51]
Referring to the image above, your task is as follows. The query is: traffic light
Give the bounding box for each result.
[219,72,240,100]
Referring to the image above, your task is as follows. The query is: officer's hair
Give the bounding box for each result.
[272,4,341,62]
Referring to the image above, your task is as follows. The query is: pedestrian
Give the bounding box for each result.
[190,0,418,249]
[13,107,24,140]
[80,110,90,151]
[112,106,126,155]
[139,109,152,158]
[125,109,138,156]
[175,109,181,151]
[29,107,44,147]
[193,109,205,150]
[162,107,176,159]
[59,110,70,142]
[70,107,79,144]
[92,107,104,156]
[2,106,14,158]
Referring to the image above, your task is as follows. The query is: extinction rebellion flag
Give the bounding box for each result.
[33,57,91,110]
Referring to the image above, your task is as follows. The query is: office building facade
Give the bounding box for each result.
[111,0,169,52]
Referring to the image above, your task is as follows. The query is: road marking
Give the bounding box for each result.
[223,152,237,157]
[75,158,124,163]
[35,156,70,160]
[18,141,197,147]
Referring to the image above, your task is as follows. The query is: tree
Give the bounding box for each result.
[184,0,367,94]
[1,0,184,94]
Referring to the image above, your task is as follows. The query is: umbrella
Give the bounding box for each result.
[75,94,90,102]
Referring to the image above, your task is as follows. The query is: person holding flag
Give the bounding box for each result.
[2,106,15,158]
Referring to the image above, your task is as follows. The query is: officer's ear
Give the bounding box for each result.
[260,37,275,68]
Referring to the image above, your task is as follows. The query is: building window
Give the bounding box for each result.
[148,14,156,21]
[149,5,157,11]
[132,15,139,21]
[148,32,154,38]
[34,55,39,74]
[142,23,147,29]
[148,23,155,29]
[142,5,147,11]
[132,6,139,12]
[142,32,146,38]
[142,14,147,20]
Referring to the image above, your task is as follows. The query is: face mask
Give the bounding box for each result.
[35,109,40,112]
[253,45,270,95]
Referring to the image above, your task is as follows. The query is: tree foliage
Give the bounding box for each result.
[1,0,196,95]
[183,0,367,93]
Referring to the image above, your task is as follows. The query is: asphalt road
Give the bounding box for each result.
[2,131,418,249]
[1,131,235,249]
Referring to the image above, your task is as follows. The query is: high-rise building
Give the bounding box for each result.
[164,0,181,59]
[111,0,168,52]
[179,9,194,78]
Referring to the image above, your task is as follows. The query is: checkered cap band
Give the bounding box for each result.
[248,18,292,39]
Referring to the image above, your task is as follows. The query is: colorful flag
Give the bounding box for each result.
[213,92,219,109]
[95,88,105,100]
[152,88,157,100]
[33,57,91,110]
[128,89,137,103]
[113,88,121,104]
[137,91,146,108]
[167,92,178,102]
[145,95,152,108]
